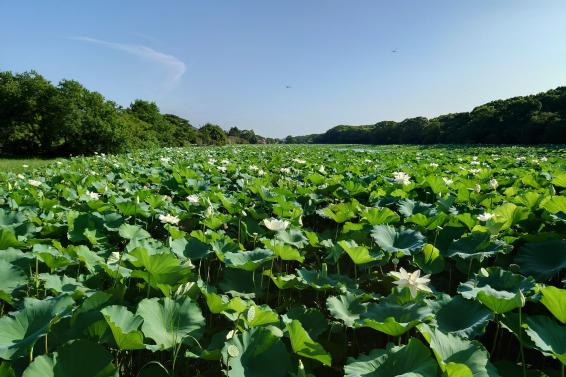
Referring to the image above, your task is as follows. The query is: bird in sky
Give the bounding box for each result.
[286,85,292,88]
[392,49,397,53]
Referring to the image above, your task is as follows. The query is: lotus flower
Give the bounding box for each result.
[393,171,411,185]
[477,212,495,222]
[389,267,432,298]
[28,179,42,187]
[159,214,180,225]
[262,218,290,231]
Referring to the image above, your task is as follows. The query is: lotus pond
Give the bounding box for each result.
[0,145,565,377]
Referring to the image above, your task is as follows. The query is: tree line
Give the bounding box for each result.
[285,86,566,144]
[0,71,275,157]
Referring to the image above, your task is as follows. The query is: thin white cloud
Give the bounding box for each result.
[70,36,186,87]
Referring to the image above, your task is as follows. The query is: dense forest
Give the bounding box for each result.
[286,86,566,144]
[2,70,565,157]
[0,71,276,157]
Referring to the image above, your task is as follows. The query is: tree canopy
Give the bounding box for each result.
[0,71,274,157]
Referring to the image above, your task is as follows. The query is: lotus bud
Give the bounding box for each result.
[321,263,328,278]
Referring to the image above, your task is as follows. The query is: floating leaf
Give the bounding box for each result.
[286,319,332,366]
[344,338,437,377]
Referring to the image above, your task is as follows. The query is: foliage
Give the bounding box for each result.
[0,144,564,377]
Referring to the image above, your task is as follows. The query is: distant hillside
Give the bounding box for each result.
[286,87,566,144]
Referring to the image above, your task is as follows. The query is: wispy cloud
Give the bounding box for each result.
[70,36,186,87]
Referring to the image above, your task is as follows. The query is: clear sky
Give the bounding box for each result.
[1,1,566,138]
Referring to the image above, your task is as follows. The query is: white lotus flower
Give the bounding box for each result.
[477,212,495,222]
[204,206,214,218]
[160,157,171,163]
[474,183,481,193]
[280,167,291,174]
[107,252,121,265]
[389,268,432,298]
[249,165,259,171]
[221,159,230,165]
[187,194,200,204]
[17,174,25,180]
[28,179,42,187]
[541,157,548,162]
[86,191,100,200]
[218,166,227,172]
[159,214,180,225]
[262,218,290,231]
[22,164,29,168]
[292,158,306,164]
[258,169,266,176]
[429,163,439,167]
[488,178,498,190]
[392,171,411,186]
[318,165,326,174]
[442,177,453,185]
[469,168,481,174]
[208,158,217,164]
[471,160,480,166]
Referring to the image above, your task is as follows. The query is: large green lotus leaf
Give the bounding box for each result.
[539,286,566,324]
[398,199,437,218]
[32,244,73,271]
[0,260,27,304]
[499,312,537,350]
[542,196,566,219]
[263,270,304,290]
[129,247,192,295]
[22,355,54,377]
[515,240,566,281]
[359,299,432,336]
[431,295,493,338]
[22,339,117,377]
[458,267,534,314]
[360,207,400,225]
[221,327,292,377]
[0,295,74,360]
[115,200,150,217]
[224,249,274,271]
[285,306,328,339]
[199,284,247,315]
[136,297,205,351]
[169,236,212,260]
[118,223,151,241]
[551,174,566,188]
[371,225,425,255]
[317,202,357,223]
[326,294,367,328]
[262,239,304,263]
[275,229,309,249]
[245,305,279,328]
[338,240,382,265]
[286,319,332,366]
[39,273,89,298]
[0,362,16,377]
[492,203,529,230]
[344,338,437,377]
[414,244,445,274]
[0,209,26,228]
[419,325,499,377]
[445,232,508,260]
[0,228,24,250]
[100,305,145,350]
[524,315,566,365]
[296,267,356,291]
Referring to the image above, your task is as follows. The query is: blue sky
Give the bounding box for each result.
[1,1,566,137]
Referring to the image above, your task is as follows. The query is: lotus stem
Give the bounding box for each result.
[519,306,526,377]
[490,316,499,356]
